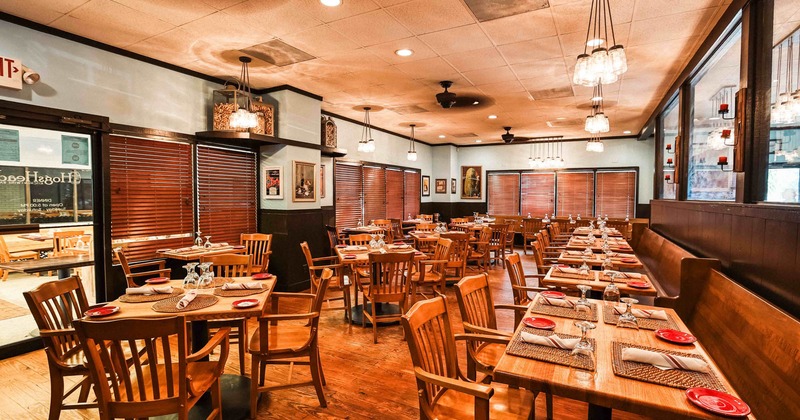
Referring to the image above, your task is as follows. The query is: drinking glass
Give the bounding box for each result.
[75,237,86,249]
[571,320,596,359]
[527,212,532,218]
[197,263,214,289]
[576,284,592,307]
[579,258,591,275]
[182,263,199,287]
[357,219,363,227]
[204,236,212,248]
[617,297,640,329]
[576,214,582,220]
[377,233,385,248]
[195,231,204,247]
[369,234,378,249]
[603,272,620,306]
[407,213,412,220]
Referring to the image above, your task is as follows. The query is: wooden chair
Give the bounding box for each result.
[390,218,411,242]
[417,214,433,222]
[531,237,559,276]
[74,316,229,420]
[241,233,272,274]
[467,227,492,272]
[301,241,351,321]
[401,295,535,420]
[408,238,453,304]
[348,233,372,246]
[200,253,251,374]
[505,253,551,319]
[451,217,468,224]
[414,223,436,232]
[325,225,341,254]
[52,230,85,257]
[359,251,415,343]
[0,235,39,281]
[440,232,470,284]
[113,247,172,288]
[487,224,508,268]
[22,275,97,420]
[504,221,516,256]
[522,219,542,255]
[249,270,331,412]
[606,220,631,239]
[372,219,394,243]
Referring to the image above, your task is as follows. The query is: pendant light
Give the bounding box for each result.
[407,124,418,161]
[573,0,627,87]
[586,136,604,152]
[528,144,535,168]
[229,56,258,130]
[358,107,375,153]
[584,83,610,133]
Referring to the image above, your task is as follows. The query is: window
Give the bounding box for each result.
[197,146,257,245]
[403,170,420,219]
[557,171,595,217]
[520,172,555,217]
[596,170,636,218]
[334,162,420,228]
[334,162,363,228]
[386,168,404,219]
[109,136,194,262]
[487,173,520,215]
[363,165,386,223]
[661,99,678,199]
[687,22,741,201]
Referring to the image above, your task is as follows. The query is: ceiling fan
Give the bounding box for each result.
[500,127,535,144]
[435,81,493,109]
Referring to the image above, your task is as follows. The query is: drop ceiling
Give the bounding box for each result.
[0,0,738,144]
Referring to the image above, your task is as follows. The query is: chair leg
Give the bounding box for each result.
[546,392,553,420]
[309,347,327,407]
[211,378,222,420]
[48,371,64,420]
[371,301,378,344]
[250,357,260,418]
[238,321,247,375]
[317,348,327,386]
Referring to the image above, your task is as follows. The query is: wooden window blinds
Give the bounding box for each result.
[595,170,636,218]
[556,171,595,217]
[197,146,257,245]
[334,162,420,228]
[487,173,520,215]
[403,170,420,219]
[386,168,405,219]
[520,172,556,217]
[363,165,386,223]
[335,162,363,228]
[109,136,194,262]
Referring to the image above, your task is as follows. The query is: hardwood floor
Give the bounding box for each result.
[0,250,653,419]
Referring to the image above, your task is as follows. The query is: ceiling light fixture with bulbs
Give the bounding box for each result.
[395,49,414,57]
[488,114,497,119]
[573,0,628,87]
[586,135,605,153]
[584,83,610,134]
[229,56,259,130]
[529,139,567,169]
[357,106,375,153]
[320,0,342,7]
[407,124,418,161]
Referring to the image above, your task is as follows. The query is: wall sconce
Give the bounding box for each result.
[666,158,673,167]
[665,143,674,154]
[718,156,732,171]
[715,86,736,121]
[664,174,674,184]
[22,65,40,85]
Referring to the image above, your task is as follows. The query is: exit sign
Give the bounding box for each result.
[0,56,22,90]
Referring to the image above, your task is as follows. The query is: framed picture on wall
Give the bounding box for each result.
[292,160,316,202]
[435,178,446,194]
[422,176,430,196]
[461,165,482,199]
[451,178,456,194]
[264,166,283,199]
[320,164,326,199]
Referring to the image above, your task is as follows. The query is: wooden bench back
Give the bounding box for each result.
[683,269,800,420]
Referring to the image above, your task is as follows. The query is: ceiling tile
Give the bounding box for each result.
[298,0,381,23]
[476,80,527,95]
[498,36,563,64]
[462,66,517,85]
[180,11,275,50]
[320,49,390,72]
[202,0,244,10]
[348,66,409,85]
[50,0,174,47]
[241,39,317,67]
[114,0,216,26]
[551,0,634,35]
[328,9,412,47]
[365,37,439,64]
[558,23,630,58]
[127,27,207,66]
[444,47,506,72]
[222,0,323,37]
[418,24,493,55]
[280,25,361,58]
[633,0,721,21]
[373,0,413,6]
[387,0,475,35]
[0,0,89,24]
[463,0,550,22]
[512,57,567,79]
[629,8,716,46]
[393,56,458,80]
[480,8,557,45]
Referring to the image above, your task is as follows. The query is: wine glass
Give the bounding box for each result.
[617,297,640,329]
[571,320,596,359]
[527,212,532,218]
[369,233,378,249]
[576,213,582,221]
[576,284,592,307]
[183,263,199,287]
[195,231,203,247]
[603,272,620,306]
[203,236,212,248]
[377,233,385,248]
[407,213,412,221]
[578,257,591,275]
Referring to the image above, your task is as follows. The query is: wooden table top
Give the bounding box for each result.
[557,251,643,270]
[542,266,657,296]
[157,245,246,261]
[334,246,422,265]
[341,226,385,234]
[98,277,276,322]
[0,254,95,274]
[493,295,752,419]
[565,237,633,252]
[571,227,623,237]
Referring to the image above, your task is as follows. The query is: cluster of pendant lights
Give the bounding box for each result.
[407,124,418,161]
[528,140,566,169]
[772,31,800,124]
[229,57,259,130]
[574,0,628,151]
[357,107,376,153]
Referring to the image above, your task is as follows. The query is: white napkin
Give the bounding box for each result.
[613,305,668,320]
[391,244,410,249]
[221,282,263,290]
[521,332,580,349]
[603,271,642,279]
[344,245,367,251]
[125,286,173,295]
[539,296,576,308]
[555,266,581,275]
[622,348,708,372]
[565,250,583,256]
[612,253,637,259]
[176,290,198,309]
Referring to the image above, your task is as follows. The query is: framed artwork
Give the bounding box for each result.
[435,178,446,194]
[461,165,482,199]
[320,164,326,198]
[451,178,456,194]
[292,160,316,202]
[264,166,283,199]
[422,175,430,196]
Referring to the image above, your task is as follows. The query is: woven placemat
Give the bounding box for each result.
[213,287,268,297]
[611,342,726,391]
[119,288,184,303]
[151,294,219,313]
[530,300,599,322]
[507,328,595,371]
[550,270,593,281]
[602,306,679,331]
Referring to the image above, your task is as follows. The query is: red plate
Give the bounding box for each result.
[252,273,273,280]
[655,329,697,345]
[686,388,751,417]
[85,306,119,317]
[145,277,170,284]
[627,281,650,289]
[232,299,259,309]
[540,291,567,299]
[522,317,556,330]
[620,258,638,263]
[343,254,357,259]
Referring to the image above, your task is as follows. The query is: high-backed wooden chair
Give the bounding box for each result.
[241,233,272,274]
[23,275,98,419]
[0,236,39,281]
[390,218,411,242]
[74,316,229,420]
[372,219,394,242]
[487,224,508,268]
[504,221,516,256]
[451,217,468,224]
[522,219,542,255]
[300,241,351,321]
[531,236,559,276]
[414,223,436,232]
[360,251,415,343]
[606,220,631,239]
[417,214,433,222]
[348,234,372,246]
[505,253,551,320]
[408,238,452,304]
[52,230,85,257]
[249,270,331,412]
[113,247,172,288]
[440,232,470,284]
[401,295,535,420]
[325,225,340,254]
[467,227,492,272]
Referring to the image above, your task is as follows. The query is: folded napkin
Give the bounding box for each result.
[344,245,367,251]
[174,247,195,253]
[613,305,668,320]
[521,332,580,349]
[208,242,230,248]
[539,296,576,308]
[603,271,642,279]
[390,244,411,249]
[612,253,637,259]
[565,250,583,256]
[176,290,197,309]
[622,347,708,372]
[221,282,263,290]
[555,266,581,275]
[126,286,173,295]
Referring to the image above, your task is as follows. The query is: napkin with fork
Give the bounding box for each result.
[521,332,580,349]
[176,290,198,309]
[221,282,263,290]
[622,348,708,372]
[613,305,668,320]
[126,286,173,295]
[539,295,577,308]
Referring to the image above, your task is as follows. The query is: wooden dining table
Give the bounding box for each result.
[99,276,276,420]
[541,266,658,297]
[157,245,246,261]
[493,294,753,419]
[557,250,644,270]
[0,254,94,279]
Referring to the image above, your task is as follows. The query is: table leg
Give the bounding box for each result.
[587,404,612,420]
[57,267,71,279]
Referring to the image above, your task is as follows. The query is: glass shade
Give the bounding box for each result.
[585,115,595,133]
[407,150,417,161]
[573,54,594,86]
[608,45,628,75]
[586,140,604,152]
[364,138,375,152]
[229,107,258,129]
[594,113,610,133]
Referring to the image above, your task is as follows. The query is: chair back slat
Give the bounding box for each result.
[200,253,251,277]
[456,274,498,331]
[389,219,405,241]
[241,233,272,272]
[23,275,88,361]
[348,234,372,246]
[505,253,534,305]
[417,214,433,222]
[368,252,413,299]
[415,223,436,232]
[53,230,85,256]
[429,238,453,277]
[325,225,340,253]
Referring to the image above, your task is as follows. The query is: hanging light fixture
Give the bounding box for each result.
[584,83,610,133]
[407,124,418,161]
[528,144,536,168]
[573,0,627,87]
[586,135,604,152]
[229,56,258,130]
[358,107,375,152]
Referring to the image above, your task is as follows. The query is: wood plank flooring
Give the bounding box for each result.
[0,250,654,419]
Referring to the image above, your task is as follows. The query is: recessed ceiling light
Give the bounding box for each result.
[556,117,566,120]
[586,38,605,47]
[320,0,341,6]
[475,139,482,143]
[488,115,497,119]
[623,130,632,134]
[438,134,446,138]
[473,100,480,105]
[395,48,414,57]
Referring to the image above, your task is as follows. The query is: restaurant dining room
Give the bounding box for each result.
[0,0,797,419]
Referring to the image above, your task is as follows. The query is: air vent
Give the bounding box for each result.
[530,86,573,100]
[452,132,479,138]
[464,0,550,22]
[546,118,583,128]
[388,105,429,115]
[240,40,315,67]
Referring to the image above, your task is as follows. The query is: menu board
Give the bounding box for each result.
[0,128,20,162]
[61,135,89,165]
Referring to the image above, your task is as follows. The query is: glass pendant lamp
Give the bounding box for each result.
[573,0,627,86]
